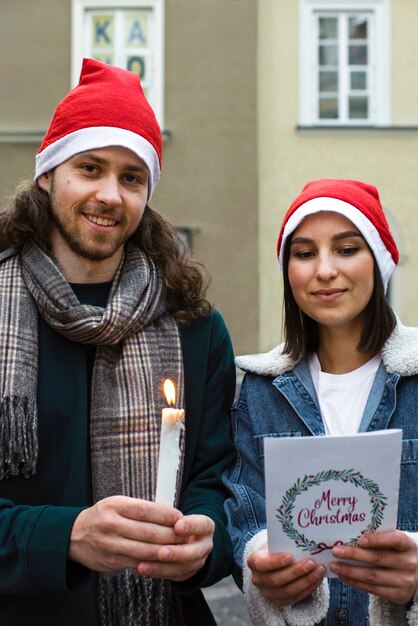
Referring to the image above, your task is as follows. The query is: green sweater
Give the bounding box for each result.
[0,284,236,625]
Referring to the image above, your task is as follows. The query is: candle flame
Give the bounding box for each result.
[163,379,176,406]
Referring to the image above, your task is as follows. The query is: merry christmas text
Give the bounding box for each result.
[297,488,366,528]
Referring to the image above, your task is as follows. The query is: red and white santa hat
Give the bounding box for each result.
[35,58,162,199]
[277,179,399,292]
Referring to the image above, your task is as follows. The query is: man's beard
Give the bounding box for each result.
[49,208,129,262]
[48,177,137,262]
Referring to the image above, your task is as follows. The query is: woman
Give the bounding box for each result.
[224,179,418,625]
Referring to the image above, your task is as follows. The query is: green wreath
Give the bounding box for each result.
[275,469,387,555]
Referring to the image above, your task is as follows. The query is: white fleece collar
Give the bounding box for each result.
[236,322,418,378]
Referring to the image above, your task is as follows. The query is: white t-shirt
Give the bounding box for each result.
[308,352,381,436]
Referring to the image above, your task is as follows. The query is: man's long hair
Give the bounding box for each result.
[0,181,211,325]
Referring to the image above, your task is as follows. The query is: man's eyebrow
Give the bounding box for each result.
[75,152,108,165]
[290,231,364,245]
[76,152,149,173]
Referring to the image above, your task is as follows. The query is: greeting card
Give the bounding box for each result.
[264,429,402,575]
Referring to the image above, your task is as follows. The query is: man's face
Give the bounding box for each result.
[38,146,149,279]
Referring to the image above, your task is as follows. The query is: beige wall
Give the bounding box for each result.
[258,0,418,352]
[155,0,258,354]
[0,0,258,355]
[0,0,72,196]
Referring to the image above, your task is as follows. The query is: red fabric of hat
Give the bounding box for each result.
[277,179,399,292]
[278,179,398,265]
[35,58,162,198]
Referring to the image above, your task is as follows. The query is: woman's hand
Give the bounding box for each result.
[330,530,418,604]
[247,548,326,606]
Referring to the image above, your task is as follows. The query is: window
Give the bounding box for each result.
[299,0,390,126]
[72,0,165,125]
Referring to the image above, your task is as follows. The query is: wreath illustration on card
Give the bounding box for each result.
[275,469,387,555]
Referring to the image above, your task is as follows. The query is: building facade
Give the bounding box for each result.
[258,0,418,350]
[0,0,258,355]
[1,0,418,355]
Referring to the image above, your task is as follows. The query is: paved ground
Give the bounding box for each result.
[203,575,252,625]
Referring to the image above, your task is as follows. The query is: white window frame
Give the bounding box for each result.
[71,0,165,126]
[299,0,390,126]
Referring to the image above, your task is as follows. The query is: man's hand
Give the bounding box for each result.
[69,496,183,572]
[136,514,215,581]
[330,530,418,604]
[247,549,325,606]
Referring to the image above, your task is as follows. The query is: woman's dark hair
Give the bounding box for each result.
[281,234,396,361]
[0,181,211,325]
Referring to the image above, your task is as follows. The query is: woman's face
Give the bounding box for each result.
[287,211,375,333]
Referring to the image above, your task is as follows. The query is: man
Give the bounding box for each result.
[0,58,235,625]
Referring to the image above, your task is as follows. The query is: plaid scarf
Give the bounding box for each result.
[0,241,186,625]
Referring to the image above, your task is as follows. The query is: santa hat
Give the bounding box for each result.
[35,58,162,199]
[277,179,399,292]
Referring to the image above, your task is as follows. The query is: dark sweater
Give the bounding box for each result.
[0,283,235,625]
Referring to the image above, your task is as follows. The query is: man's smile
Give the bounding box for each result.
[84,213,118,227]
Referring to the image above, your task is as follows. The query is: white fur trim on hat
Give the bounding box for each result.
[279,197,396,292]
[35,126,160,200]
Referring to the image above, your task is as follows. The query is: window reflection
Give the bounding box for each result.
[350,71,367,90]
[319,71,339,92]
[349,45,368,65]
[319,17,338,39]
[349,96,368,119]
[319,45,338,65]
[319,97,339,119]
[349,17,368,39]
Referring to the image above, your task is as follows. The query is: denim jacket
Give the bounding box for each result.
[224,321,418,626]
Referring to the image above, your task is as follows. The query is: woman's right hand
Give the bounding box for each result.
[247,548,326,606]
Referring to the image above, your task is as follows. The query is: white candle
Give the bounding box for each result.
[155,379,185,506]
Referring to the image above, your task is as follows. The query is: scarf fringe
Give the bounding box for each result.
[0,396,38,479]
[98,570,186,626]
